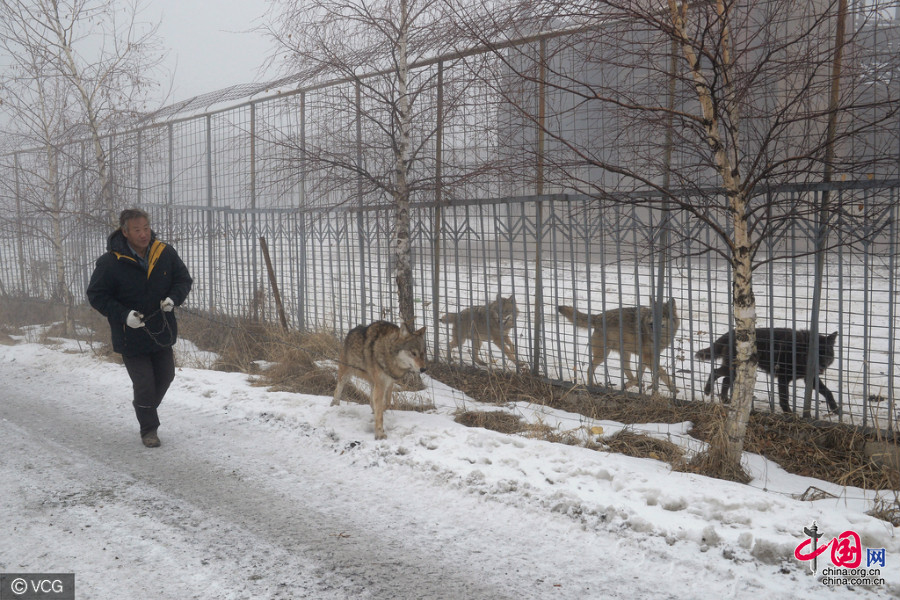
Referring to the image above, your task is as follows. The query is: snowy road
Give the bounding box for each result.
[2,367,643,600]
[2,344,896,600]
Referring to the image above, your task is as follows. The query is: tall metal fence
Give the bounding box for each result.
[1,181,898,433]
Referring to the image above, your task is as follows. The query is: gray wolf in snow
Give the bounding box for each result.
[332,321,427,439]
[440,294,519,366]
[557,298,680,393]
[695,327,840,414]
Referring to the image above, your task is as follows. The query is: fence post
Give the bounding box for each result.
[297,211,307,331]
[106,135,115,228]
[889,197,898,433]
[531,38,547,375]
[805,0,848,417]
[297,93,308,331]
[14,154,26,294]
[167,124,174,240]
[206,115,216,312]
[251,103,257,210]
[355,81,368,322]
[137,130,142,209]
[652,37,677,393]
[432,60,444,360]
[250,103,260,319]
[299,91,307,208]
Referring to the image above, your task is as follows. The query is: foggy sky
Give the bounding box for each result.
[152,0,274,103]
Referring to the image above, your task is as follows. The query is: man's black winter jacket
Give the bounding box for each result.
[87,229,193,356]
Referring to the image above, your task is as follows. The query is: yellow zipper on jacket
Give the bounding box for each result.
[111,240,167,279]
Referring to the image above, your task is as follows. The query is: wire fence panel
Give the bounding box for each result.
[0,184,898,432]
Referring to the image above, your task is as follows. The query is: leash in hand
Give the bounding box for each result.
[138,307,173,347]
[135,297,177,347]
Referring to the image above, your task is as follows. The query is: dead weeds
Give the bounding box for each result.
[257,330,342,396]
[455,410,527,435]
[602,429,686,465]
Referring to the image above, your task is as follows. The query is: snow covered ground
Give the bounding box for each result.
[1,334,898,599]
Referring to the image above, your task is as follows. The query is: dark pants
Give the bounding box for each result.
[122,347,175,435]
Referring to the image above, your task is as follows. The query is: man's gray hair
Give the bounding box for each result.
[119,208,150,229]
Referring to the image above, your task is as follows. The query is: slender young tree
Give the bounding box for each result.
[263,0,453,330]
[0,66,76,330]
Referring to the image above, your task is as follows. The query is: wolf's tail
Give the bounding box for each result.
[557,305,598,329]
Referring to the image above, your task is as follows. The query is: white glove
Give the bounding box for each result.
[160,297,175,312]
[126,310,145,328]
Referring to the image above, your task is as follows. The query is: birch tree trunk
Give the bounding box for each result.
[48,145,76,337]
[724,200,758,468]
[670,0,757,473]
[393,0,416,329]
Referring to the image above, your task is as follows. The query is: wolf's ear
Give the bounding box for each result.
[828,331,838,343]
[665,298,677,314]
[414,326,426,336]
[399,323,411,337]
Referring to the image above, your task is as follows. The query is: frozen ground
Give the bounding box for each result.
[1,336,898,599]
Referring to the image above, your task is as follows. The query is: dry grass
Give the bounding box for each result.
[0,296,66,328]
[455,410,527,434]
[868,493,900,527]
[602,429,685,465]
[428,362,562,407]
[179,310,344,394]
[0,297,114,356]
[524,423,589,446]
[178,311,273,373]
[258,330,342,395]
[688,410,899,490]
[676,405,753,484]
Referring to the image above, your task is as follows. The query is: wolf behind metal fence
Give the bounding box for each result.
[1,184,898,432]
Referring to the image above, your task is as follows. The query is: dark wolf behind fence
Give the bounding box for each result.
[695,327,840,415]
[557,298,680,394]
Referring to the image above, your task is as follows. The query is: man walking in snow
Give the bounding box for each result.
[87,208,193,448]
